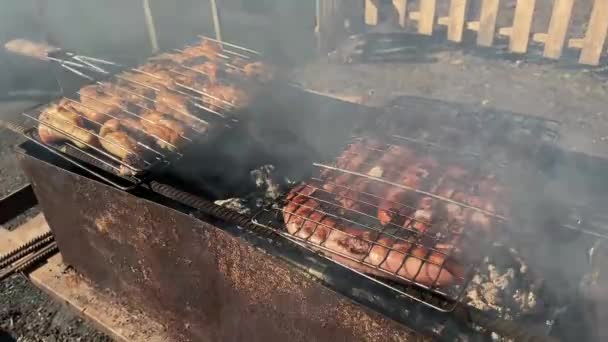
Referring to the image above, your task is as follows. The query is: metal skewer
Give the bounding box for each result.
[198,35,261,55]
[313,163,508,221]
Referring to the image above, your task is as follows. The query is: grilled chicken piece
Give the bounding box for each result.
[152,52,193,65]
[155,88,191,115]
[137,62,201,87]
[336,144,415,212]
[186,61,221,83]
[140,110,188,150]
[68,85,126,123]
[99,119,146,173]
[201,83,251,110]
[376,157,439,226]
[95,82,148,104]
[120,71,173,90]
[242,61,275,82]
[324,139,382,193]
[154,90,208,133]
[181,39,223,60]
[38,103,98,149]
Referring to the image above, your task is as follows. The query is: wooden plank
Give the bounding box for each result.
[579,0,608,66]
[30,254,169,342]
[509,0,536,53]
[477,0,500,46]
[447,0,468,42]
[533,33,547,43]
[393,0,408,28]
[568,38,584,49]
[543,0,575,59]
[467,21,480,31]
[365,0,379,26]
[0,213,48,252]
[418,0,436,35]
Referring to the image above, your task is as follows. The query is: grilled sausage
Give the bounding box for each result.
[323,140,381,192]
[333,143,413,211]
[283,184,463,287]
[377,164,429,225]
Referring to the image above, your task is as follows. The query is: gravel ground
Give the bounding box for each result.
[0,275,111,342]
[1,38,608,341]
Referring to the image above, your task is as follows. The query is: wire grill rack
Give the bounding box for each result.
[253,135,508,312]
[21,36,268,189]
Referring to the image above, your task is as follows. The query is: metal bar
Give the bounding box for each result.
[72,56,108,74]
[0,184,37,224]
[173,47,247,73]
[197,35,261,55]
[0,242,58,281]
[142,0,160,53]
[313,163,507,220]
[59,63,94,81]
[77,55,121,66]
[209,0,223,42]
[216,48,252,60]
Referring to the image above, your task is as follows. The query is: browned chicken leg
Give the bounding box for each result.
[76,85,126,123]
[38,104,98,149]
[99,119,146,173]
[139,110,188,150]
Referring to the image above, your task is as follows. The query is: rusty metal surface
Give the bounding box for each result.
[17,149,425,342]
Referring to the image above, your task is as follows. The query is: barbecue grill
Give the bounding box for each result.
[12,36,273,190]
[3,3,608,341]
[13,54,608,340]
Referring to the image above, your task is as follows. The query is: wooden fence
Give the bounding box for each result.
[357,0,608,65]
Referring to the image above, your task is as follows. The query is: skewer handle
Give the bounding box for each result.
[4,39,59,61]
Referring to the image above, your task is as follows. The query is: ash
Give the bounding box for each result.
[464,245,543,341]
[250,165,282,201]
[215,165,290,213]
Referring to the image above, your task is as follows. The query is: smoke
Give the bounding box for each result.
[1,0,605,339]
